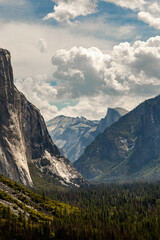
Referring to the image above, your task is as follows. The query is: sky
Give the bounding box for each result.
[1,0,160,121]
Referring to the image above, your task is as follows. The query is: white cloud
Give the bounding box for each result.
[15,36,160,121]
[137,2,160,30]
[52,47,113,99]
[53,45,130,96]
[43,0,97,23]
[52,36,160,98]
[138,11,160,29]
[58,94,147,120]
[43,0,160,30]
[148,2,160,14]
[103,0,160,30]
[102,0,146,11]
[2,7,160,121]
[0,20,111,79]
[15,75,58,121]
[71,17,136,41]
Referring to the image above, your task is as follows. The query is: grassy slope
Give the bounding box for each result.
[0,174,80,239]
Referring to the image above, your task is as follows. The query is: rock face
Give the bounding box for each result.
[47,108,127,163]
[0,49,86,187]
[97,108,128,134]
[47,116,99,163]
[74,95,160,182]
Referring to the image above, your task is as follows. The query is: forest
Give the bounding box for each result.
[1,176,160,240]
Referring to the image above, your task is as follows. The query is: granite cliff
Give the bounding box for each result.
[97,108,128,134]
[0,49,85,187]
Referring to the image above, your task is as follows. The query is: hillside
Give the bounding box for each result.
[1,174,160,239]
[0,174,80,239]
[74,95,160,182]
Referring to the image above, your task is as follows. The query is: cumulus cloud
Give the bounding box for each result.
[13,35,160,121]
[52,47,112,99]
[43,0,160,29]
[43,0,97,23]
[14,35,160,121]
[138,11,160,30]
[52,36,160,101]
[137,2,160,30]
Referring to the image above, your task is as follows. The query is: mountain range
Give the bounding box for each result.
[1,48,160,187]
[0,48,86,187]
[47,108,128,163]
[74,95,160,182]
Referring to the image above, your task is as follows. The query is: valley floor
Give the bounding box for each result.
[0,176,160,240]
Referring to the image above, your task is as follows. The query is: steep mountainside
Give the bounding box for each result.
[74,95,160,182]
[47,116,99,163]
[47,108,127,163]
[0,48,86,187]
[97,108,128,133]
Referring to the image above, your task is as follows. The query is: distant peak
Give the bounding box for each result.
[107,107,128,111]
[0,48,10,60]
[0,48,14,102]
[107,107,128,116]
[57,115,66,118]
[55,115,71,120]
[79,116,86,120]
[0,48,10,54]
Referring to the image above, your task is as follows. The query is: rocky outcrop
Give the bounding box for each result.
[0,48,86,187]
[47,108,127,163]
[74,95,160,182]
[97,108,128,133]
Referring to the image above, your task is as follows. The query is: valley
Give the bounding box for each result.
[1,0,160,238]
[1,47,160,240]
[1,174,160,240]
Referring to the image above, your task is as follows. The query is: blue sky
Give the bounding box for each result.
[2,0,158,41]
[1,0,160,120]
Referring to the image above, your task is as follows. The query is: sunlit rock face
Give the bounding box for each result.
[47,116,99,163]
[0,49,86,187]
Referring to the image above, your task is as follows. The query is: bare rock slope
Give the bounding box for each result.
[0,49,85,187]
